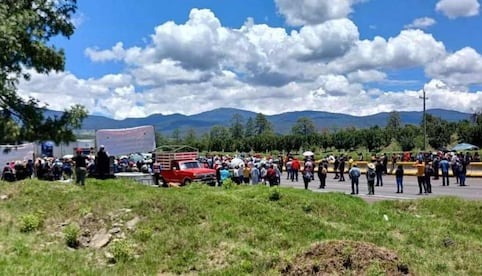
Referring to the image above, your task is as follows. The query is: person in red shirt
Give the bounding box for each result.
[266,164,277,186]
[291,158,300,182]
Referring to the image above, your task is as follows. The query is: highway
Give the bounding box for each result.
[277,173,482,202]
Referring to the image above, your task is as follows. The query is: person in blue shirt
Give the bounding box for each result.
[348,163,361,194]
[439,157,450,186]
[395,165,404,193]
[219,165,230,186]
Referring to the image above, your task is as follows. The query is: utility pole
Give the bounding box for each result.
[419,89,428,151]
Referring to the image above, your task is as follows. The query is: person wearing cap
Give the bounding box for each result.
[73,148,87,186]
[366,163,376,195]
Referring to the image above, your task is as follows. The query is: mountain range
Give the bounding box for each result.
[57,108,472,136]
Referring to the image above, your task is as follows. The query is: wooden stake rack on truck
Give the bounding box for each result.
[154,145,216,186]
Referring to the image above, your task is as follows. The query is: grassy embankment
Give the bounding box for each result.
[0,178,480,275]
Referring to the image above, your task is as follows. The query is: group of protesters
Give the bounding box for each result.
[2,148,479,197]
[203,150,478,196]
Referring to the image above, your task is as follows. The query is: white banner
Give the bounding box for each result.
[95,125,156,156]
[0,143,35,165]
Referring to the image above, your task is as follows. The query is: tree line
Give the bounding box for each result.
[156,111,482,154]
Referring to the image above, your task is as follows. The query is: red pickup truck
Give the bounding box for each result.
[155,147,216,186]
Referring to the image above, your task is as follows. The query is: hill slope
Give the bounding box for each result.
[50,107,472,135]
[0,179,480,274]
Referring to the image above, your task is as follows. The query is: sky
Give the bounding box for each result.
[17,0,482,119]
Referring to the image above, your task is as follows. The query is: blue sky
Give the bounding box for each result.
[19,0,482,119]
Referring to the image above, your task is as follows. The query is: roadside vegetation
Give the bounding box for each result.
[0,178,480,275]
[157,112,482,156]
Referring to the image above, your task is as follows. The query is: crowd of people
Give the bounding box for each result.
[0,145,153,184]
[1,148,480,196]
[202,150,478,196]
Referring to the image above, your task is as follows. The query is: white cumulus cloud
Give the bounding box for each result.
[16,6,482,119]
[274,0,364,26]
[426,47,482,85]
[436,0,480,19]
[404,17,436,29]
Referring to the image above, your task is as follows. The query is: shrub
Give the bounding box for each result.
[63,224,80,248]
[111,239,135,262]
[79,207,92,216]
[302,201,313,213]
[222,179,237,190]
[269,188,281,201]
[19,214,42,233]
[135,227,153,242]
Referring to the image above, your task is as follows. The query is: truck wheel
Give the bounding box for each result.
[183,179,192,186]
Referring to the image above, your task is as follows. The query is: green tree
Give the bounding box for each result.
[171,128,181,144]
[385,111,402,144]
[0,115,20,143]
[291,117,316,136]
[396,125,419,151]
[209,125,231,152]
[183,128,197,146]
[230,113,244,140]
[425,114,452,149]
[457,114,482,146]
[361,126,383,152]
[244,117,255,138]
[0,0,86,143]
[155,132,169,147]
[254,113,273,135]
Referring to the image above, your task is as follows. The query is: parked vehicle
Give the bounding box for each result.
[154,146,216,186]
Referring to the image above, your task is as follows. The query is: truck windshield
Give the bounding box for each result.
[180,161,202,169]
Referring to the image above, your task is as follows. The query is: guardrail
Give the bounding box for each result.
[307,162,482,177]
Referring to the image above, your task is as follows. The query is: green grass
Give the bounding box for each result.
[0,178,481,275]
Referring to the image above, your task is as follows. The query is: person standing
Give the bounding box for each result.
[291,158,300,182]
[274,164,281,185]
[317,160,327,189]
[333,156,340,179]
[424,162,434,193]
[152,158,163,187]
[348,163,361,194]
[432,156,440,180]
[304,157,314,177]
[302,167,312,190]
[459,159,467,186]
[395,164,404,193]
[382,153,388,174]
[414,160,427,195]
[243,164,251,184]
[450,154,459,184]
[366,163,376,195]
[260,164,268,185]
[96,145,110,179]
[250,164,260,185]
[338,156,346,182]
[73,149,87,186]
[391,153,398,173]
[285,158,292,180]
[266,164,277,186]
[220,165,230,185]
[375,160,384,186]
[233,165,241,184]
[440,157,450,186]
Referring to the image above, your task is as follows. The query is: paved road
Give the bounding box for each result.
[277,173,482,202]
